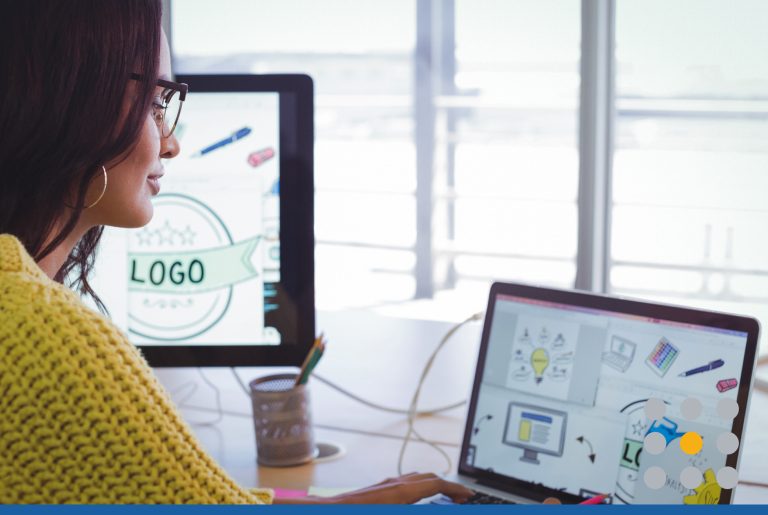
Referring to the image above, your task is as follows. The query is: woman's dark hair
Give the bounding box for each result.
[0,0,162,311]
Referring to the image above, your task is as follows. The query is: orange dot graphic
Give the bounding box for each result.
[680,432,704,455]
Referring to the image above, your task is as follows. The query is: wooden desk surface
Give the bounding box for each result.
[155,309,768,503]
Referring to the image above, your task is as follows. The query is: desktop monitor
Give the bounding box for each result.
[92,74,315,367]
[503,402,567,464]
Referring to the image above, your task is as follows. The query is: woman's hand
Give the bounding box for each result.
[274,472,474,504]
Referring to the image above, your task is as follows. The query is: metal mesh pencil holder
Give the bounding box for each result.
[249,373,317,466]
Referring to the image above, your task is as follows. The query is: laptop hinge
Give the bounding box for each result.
[475,478,516,495]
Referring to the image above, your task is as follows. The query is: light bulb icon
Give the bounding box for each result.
[531,347,550,384]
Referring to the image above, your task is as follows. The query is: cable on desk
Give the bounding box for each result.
[178,402,461,447]
[739,479,768,489]
[398,311,485,476]
[173,368,224,427]
[231,367,251,397]
[169,380,198,406]
[229,312,483,474]
[230,364,468,416]
[311,373,467,415]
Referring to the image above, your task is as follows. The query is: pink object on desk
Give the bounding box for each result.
[272,488,307,499]
[717,378,738,393]
[579,494,609,505]
[247,147,276,168]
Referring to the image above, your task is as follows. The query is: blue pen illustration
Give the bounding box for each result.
[191,126,252,157]
[678,359,724,377]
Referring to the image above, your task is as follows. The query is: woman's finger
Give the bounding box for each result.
[398,472,439,483]
[399,477,474,503]
[436,479,474,502]
[373,472,420,486]
[331,475,474,504]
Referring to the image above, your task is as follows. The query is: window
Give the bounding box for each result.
[171,0,580,313]
[611,0,768,351]
[172,0,417,309]
[444,0,580,303]
[170,0,768,352]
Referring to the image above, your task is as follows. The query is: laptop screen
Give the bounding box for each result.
[466,291,753,504]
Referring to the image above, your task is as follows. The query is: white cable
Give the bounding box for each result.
[397,311,485,476]
[170,380,198,406]
[228,311,484,475]
[175,368,224,427]
[229,371,459,453]
[231,366,251,397]
[230,363,468,416]
[311,373,467,415]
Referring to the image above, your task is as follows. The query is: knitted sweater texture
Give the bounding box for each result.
[0,234,273,504]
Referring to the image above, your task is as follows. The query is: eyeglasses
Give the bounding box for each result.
[130,73,188,138]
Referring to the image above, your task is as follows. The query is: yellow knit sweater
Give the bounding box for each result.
[0,234,273,504]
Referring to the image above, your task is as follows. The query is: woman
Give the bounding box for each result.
[0,0,472,504]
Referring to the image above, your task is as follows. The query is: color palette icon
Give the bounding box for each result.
[645,337,679,377]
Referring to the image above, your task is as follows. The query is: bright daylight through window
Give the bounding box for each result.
[171,0,768,353]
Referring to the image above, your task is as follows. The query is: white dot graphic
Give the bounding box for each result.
[681,397,703,420]
[717,398,739,420]
[644,466,667,490]
[643,432,667,455]
[680,467,703,489]
[717,467,738,489]
[645,398,666,420]
[717,432,740,455]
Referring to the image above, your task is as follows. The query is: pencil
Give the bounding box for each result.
[298,339,325,385]
[297,346,323,385]
[295,334,324,386]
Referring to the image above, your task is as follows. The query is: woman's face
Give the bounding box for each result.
[84,32,179,228]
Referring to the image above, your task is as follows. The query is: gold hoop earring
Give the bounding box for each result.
[85,166,108,209]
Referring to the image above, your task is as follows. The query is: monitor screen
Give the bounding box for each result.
[503,403,567,460]
[91,75,314,367]
[465,290,754,504]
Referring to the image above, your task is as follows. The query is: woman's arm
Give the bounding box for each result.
[272,473,473,504]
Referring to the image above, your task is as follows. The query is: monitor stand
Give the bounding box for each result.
[520,448,540,464]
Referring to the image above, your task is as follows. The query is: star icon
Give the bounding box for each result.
[158,220,175,245]
[632,420,647,437]
[179,225,196,245]
[136,227,153,246]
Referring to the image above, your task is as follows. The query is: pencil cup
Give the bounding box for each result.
[249,373,317,467]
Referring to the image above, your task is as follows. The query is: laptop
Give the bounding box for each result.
[603,335,637,373]
[440,282,759,505]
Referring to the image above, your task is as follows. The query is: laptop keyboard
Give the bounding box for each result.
[431,491,518,505]
[465,491,518,504]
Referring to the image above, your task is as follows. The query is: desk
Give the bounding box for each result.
[154,309,768,503]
